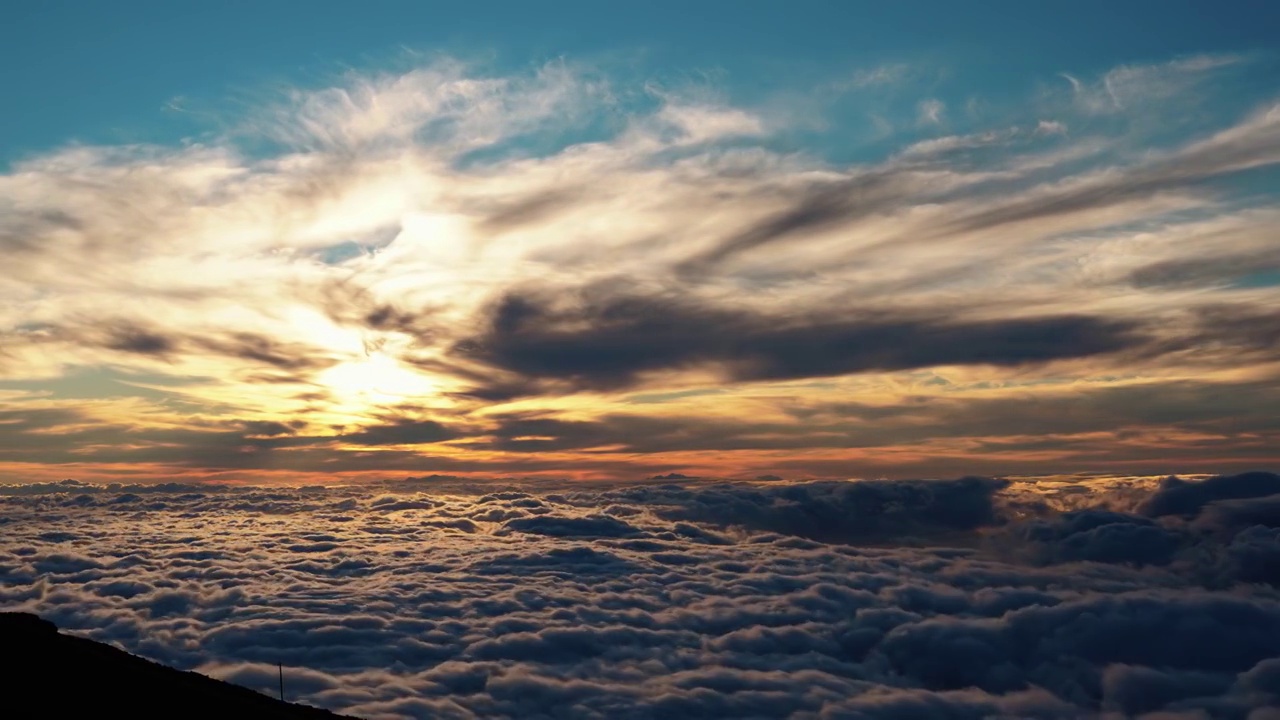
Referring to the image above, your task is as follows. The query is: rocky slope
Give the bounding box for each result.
[1,612,350,718]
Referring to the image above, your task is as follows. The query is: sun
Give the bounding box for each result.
[317,352,439,406]
[279,306,440,407]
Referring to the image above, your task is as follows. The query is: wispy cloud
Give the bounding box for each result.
[1,54,1278,482]
[916,98,945,126]
[844,62,912,89]
[1060,53,1245,115]
[1035,119,1067,136]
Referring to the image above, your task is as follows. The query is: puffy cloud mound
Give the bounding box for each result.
[1020,510,1183,565]
[593,476,1009,543]
[2,473,1280,719]
[1141,471,1280,518]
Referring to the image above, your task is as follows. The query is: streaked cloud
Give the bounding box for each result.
[1060,53,1245,115]
[1,54,1279,483]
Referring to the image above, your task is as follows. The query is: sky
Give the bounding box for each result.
[3,1,1280,485]
[5,7,1280,718]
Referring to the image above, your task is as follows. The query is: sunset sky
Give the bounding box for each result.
[3,1,1280,484]
[7,7,1280,720]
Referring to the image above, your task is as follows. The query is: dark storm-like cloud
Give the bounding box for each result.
[983,471,1280,591]
[1193,307,1280,354]
[1019,510,1183,566]
[484,412,812,455]
[0,406,529,475]
[1140,471,1280,518]
[502,514,645,538]
[473,378,1280,470]
[1195,494,1280,534]
[1134,307,1280,369]
[877,593,1280,700]
[1098,664,1234,716]
[241,420,305,437]
[32,320,340,374]
[674,170,927,272]
[3,473,1280,718]
[4,387,1274,479]
[311,277,434,338]
[0,407,331,470]
[594,477,1009,544]
[1227,526,1280,585]
[104,325,176,355]
[473,187,586,234]
[191,332,339,372]
[1129,251,1280,289]
[337,419,459,446]
[452,288,1142,397]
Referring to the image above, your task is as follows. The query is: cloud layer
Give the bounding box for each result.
[3,473,1280,718]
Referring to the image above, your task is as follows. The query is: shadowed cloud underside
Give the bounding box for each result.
[3,472,1280,718]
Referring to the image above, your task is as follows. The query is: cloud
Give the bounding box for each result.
[1140,471,1280,518]
[917,99,945,126]
[2,474,1280,718]
[652,103,766,145]
[1227,526,1280,585]
[453,287,1142,397]
[1020,510,1182,565]
[1129,250,1280,290]
[1034,120,1067,136]
[1,54,1279,484]
[502,514,644,538]
[597,476,1010,543]
[1061,54,1244,115]
[338,419,460,446]
[845,64,912,90]
[898,128,1020,159]
[254,59,601,153]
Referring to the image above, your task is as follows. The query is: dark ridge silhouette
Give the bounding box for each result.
[1,612,350,718]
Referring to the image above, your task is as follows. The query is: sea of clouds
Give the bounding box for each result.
[3,472,1280,719]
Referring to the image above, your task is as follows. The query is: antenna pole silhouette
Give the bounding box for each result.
[278,662,285,702]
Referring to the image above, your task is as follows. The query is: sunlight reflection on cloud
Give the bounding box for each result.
[3,474,1279,718]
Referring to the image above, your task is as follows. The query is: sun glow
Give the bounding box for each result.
[317,352,439,406]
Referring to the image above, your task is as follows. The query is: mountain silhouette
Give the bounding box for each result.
[2,612,350,718]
